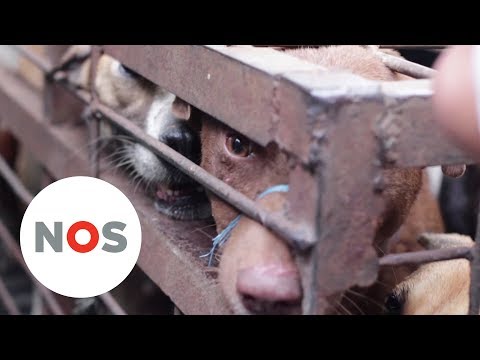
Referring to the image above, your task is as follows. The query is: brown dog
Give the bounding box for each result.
[386,233,473,315]
[199,46,445,314]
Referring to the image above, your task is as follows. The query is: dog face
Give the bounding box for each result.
[199,46,430,314]
[63,47,210,221]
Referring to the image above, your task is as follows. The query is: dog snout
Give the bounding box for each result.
[162,124,200,163]
[236,264,302,314]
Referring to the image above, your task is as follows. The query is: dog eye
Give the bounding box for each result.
[385,292,404,315]
[226,134,253,158]
[118,63,139,78]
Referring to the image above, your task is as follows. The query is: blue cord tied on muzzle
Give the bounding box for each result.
[200,184,289,266]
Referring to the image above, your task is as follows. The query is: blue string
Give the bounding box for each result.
[200,184,289,266]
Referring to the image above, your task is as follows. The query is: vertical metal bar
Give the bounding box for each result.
[87,111,101,178]
[91,116,101,179]
[468,207,480,315]
[0,276,21,315]
[42,46,55,124]
[89,46,100,99]
[298,98,386,314]
[88,45,101,178]
[43,46,85,125]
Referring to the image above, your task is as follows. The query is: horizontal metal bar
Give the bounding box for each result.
[0,65,229,314]
[0,155,34,204]
[104,45,474,168]
[0,274,21,315]
[379,246,473,267]
[16,45,474,170]
[0,219,65,315]
[373,49,436,79]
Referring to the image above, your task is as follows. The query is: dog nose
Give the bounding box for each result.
[162,124,200,163]
[236,264,302,314]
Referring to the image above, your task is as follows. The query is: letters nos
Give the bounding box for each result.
[35,221,127,253]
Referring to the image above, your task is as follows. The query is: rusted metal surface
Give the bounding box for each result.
[103,45,322,162]
[378,80,476,167]
[0,275,21,315]
[16,44,471,168]
[469,209,480,315]
[89,46,101,97]
[103,45,473,169]
[300,98,387,314]
[0,66,229,314]
[380,246,473,267]
[0,219,65,315]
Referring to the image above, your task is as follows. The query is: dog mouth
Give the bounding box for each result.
[154,183,211,221]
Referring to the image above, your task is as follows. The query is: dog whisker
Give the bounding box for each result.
[342,293,365,315]
[346,289,386,311]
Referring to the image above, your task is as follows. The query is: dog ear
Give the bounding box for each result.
[171,96,192,120]
[58,45,92,71]
[418,233,474,250]
[52,45,92,83]
[172,96,204,133]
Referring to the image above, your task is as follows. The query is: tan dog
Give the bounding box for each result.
[58,46,210,220]
[199,46,445,314]
[386,233,474,315]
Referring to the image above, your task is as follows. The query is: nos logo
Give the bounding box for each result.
[21,177,142,298]
[36,221,127,253]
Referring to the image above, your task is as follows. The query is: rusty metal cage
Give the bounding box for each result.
[0,45,478,315]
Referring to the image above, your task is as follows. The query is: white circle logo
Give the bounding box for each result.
[20,176,142,298]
